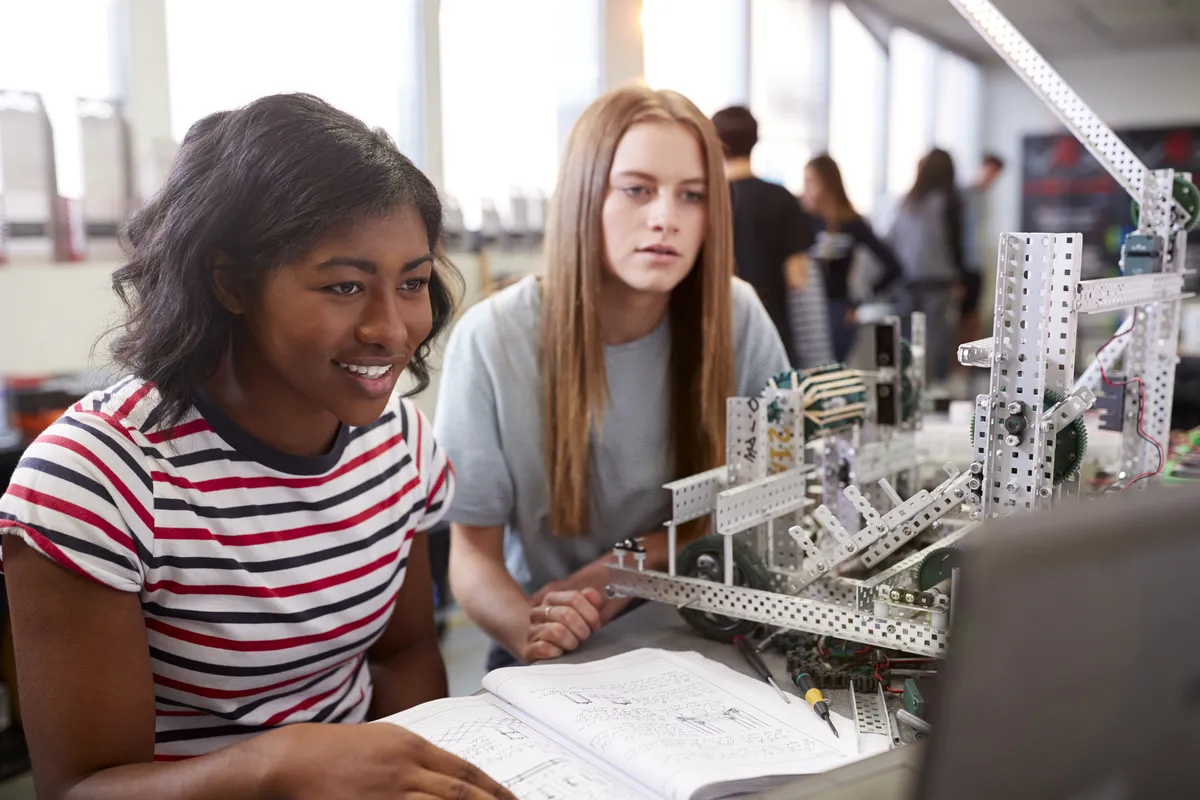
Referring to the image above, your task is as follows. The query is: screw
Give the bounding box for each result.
[1039,486,1052,498]
[1005,435,1021,447]
[954,489,964,498]
[1005,482,1018,492]
[845,544,856,553]
[978,397,989,408]
[1007,401,1023,415]
[970,461,983,474]
[968,478,981,491]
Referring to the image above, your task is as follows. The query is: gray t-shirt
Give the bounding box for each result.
[432,276,789,593]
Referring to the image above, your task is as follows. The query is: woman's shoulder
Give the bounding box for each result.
[449,276,541,351]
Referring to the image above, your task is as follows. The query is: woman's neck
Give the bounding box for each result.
[598,277,671,345]
[202,337,341,458]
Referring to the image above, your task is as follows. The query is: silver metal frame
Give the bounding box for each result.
[607,0,1190,657]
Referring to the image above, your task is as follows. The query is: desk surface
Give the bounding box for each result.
[555,600,922,800]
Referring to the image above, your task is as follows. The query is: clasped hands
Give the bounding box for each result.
[519,557,631,663]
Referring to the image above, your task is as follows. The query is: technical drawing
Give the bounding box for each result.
[677,707,769,737]
[505,758,627,800]
[433,716,528,749]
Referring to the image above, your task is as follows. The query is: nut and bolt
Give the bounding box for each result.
[1005,435,1021,447]
[1007,401,1024,415]
[968,478,981,491]
[1005,482,1018,492]
[1039,486,1053,498]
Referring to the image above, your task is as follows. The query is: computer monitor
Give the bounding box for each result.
[917,485,1200,799]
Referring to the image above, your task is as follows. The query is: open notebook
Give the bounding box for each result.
[381,648,890,800]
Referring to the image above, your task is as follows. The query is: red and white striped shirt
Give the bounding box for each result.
[0,377,453,759]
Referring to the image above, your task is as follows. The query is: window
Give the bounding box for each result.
[440,0,599,230]
[886,27,938,197]
[642,0,749,117]
[0,0,120,202]
[829,2,886,214]
[749,0,821,193]
[165,0,423,157]
[934,49,983,183]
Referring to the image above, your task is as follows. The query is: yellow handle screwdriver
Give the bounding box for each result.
[792,670,840,738]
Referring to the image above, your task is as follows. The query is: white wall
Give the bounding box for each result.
[0,262,125,377]
[982,44,1200,243]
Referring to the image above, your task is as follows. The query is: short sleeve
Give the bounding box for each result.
[432,306,516,528]
[781,194,815,258]
[399,400,456,532]
[0,413,153,592]
[731,278,792,396]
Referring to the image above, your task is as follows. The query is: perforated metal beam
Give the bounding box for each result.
[1075,273,1188,314]
[948,0,1146,200]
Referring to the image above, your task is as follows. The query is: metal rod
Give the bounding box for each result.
[667,520,677,577]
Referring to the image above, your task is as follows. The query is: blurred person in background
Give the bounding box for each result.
[802,154,904,362]
[711,105,833,369]
[887,147,968,386]
[438,87,789,671]
[955,152,1005,370]
[0,94,513,799]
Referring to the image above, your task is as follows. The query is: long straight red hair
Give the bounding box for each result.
[541,86,735,538]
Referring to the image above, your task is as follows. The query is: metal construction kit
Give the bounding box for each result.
[607,0,1197,663]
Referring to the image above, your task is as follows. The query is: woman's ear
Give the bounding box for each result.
[210,253,246,315]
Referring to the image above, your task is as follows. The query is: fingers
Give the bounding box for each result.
[524,639,564,662]
[416,749,515,799]
[533,621,580,652]
[542,590,602,632]
[579,587,605,608]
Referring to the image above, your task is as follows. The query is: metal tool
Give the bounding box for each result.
[895,708,932,735]
[733,635,790,704]
[792,669,840,738]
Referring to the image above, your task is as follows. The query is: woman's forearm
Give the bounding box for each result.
[58,726,290,800]
[450,555,532,658]
[368,638,448,719]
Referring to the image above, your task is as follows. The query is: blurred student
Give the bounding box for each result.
[957,152,1005,354]
[0,94,512,800]
[437,87,789,670]
[801,154,904,362]
[711,105,833,368]
[887,148,968,384]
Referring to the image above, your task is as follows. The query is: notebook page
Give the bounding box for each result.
[380,694,657,799]
[483,648,858,800]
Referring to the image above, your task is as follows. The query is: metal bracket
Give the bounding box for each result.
[1075,273,1188,314]
[957,337,994,368]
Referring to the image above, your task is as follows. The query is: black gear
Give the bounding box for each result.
[969,389,1087,485]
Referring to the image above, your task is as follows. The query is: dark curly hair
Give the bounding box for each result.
[107,93,459,429]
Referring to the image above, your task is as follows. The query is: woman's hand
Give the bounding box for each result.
[266,722,515,799]
[521,588,604,662]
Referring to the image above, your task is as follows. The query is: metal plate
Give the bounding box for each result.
[726,397,767,485]
[1075,273,1186,314]
[715,469,810,535]
[948,0,1146,199]
[855,434,920,483]
[664,467,727,525]
[979,233,1082,518]
[606,568,948,657]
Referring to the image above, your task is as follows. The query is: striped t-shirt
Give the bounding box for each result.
[0,377,453,759]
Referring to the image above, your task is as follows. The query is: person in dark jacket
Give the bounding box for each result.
[711,106,832,368]
[801,153,903,362]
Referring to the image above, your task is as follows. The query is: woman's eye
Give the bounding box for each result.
[622,186,648,198]
[327,282,362,296]
[400,278,429,293]
[682,191,706,203]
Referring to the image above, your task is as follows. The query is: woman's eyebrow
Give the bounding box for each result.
[314,253,433,273]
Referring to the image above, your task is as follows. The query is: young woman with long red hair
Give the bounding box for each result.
[435,87,789,669]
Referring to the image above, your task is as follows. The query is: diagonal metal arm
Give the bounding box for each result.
[948,0,1146,201]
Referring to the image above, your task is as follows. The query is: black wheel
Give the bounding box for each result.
[675,535,768,643]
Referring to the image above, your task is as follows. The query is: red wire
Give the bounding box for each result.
[1094,312,1165,490]
[876,656,906,694]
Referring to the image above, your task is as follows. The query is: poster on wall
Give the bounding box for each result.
[1021,125,1200,288]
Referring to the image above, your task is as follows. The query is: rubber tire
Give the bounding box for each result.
[675,535,768,643]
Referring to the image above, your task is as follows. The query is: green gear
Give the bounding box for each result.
[916,546,964,591]
[969,388,1087,485]
[1131,174,1200,233]
[675,535,769,642]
